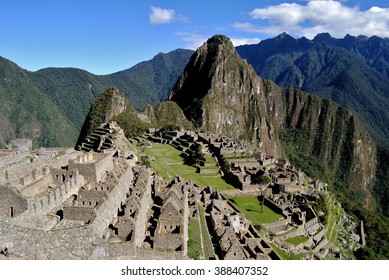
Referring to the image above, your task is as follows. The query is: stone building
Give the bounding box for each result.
[0,185,28,217]
[146,176,189,255]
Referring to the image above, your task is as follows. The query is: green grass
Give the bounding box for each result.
[200,165,219,169]
[324,193,344,244]
[285,235,309,246]
[269,243,304,260]
[225,195,284,225]
[144,143,235,190]
[198,205,215,259]
[188,218,203,260]
[204,155,217,163]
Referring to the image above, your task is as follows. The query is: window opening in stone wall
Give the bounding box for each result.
[56,209,64,221]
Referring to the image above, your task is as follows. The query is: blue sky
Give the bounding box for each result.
[0,0,388,74]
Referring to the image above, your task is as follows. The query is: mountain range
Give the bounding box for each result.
[2,32,389,152]
[237,32,389,148]
[0,49,193,148]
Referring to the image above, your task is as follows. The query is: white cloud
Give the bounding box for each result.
[233,22,287,36]
[236,0,389,38]
[250,3,305,27]
[149,6,176,25]
[230,37,261,46]
[175,32,208,50]
[176,32,261,49]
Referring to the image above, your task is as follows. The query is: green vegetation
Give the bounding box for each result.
[77,88,149,147]
[110,49,194,110]
[0,50,193,148]
[149,101,194,130]
[237,33,389,148]
[346,203,389,259]
[324,193,344,244]
[144,143,234,190]
[226,195,283,225]
[251,172,271,185]
[285,235,309,246]
[113,102,148,138]
[373,146,389,217]
[139,155,151,168]
[184,144,205,166]
[188,218,203,260]
[0,57,80,148]
[269,243,303,260]
[198,205,215,259]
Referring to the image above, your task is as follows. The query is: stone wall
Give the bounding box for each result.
[63,206,96,223]
[78,189,108,207]
[264,217,289,229]
[276,226,306,241]
[154,234,184,251]
[27,170,82,216]
[264,197,285,215]
[133,169,152,247]
[91,161,133,239]
[0,151,31,183]
[68,152,114,182]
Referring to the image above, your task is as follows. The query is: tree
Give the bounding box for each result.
[185,144,205,166]
[251,172,271,185]
[139,155,151,168]
[354,247,377,260]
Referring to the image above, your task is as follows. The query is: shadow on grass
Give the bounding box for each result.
[247,208,260,214]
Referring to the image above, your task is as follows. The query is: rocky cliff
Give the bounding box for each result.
[170,35,377,203]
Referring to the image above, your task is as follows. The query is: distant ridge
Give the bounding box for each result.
[0,49,193,148]
[237,33,389,148]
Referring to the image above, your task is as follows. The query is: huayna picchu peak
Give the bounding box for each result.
[170,35,281,157]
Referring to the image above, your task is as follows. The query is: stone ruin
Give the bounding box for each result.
[0,128,361,260]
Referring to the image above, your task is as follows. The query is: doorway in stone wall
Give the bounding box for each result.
[10,207,14,217]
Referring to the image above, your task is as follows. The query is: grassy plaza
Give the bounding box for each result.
[225,195,284,226]
[144,143,235,190]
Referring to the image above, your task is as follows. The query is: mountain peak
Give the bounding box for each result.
[313,32,334,43]
[276,32,291,39]
[170,34,281,156]
[169,34,256,128]
[206,34,232,45]
[198,34,237,59]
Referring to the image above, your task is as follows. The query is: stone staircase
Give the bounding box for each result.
[78,123,116,153]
